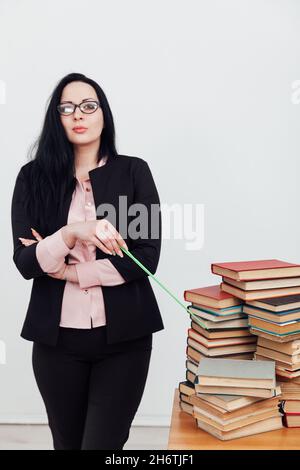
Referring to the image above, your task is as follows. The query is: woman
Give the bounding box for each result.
[11,72,164,450]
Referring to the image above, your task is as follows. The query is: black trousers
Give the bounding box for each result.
[31,325,153,450]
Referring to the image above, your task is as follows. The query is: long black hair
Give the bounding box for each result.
[24,72,118,234]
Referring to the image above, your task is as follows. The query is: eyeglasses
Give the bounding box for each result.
[57,100,101,116]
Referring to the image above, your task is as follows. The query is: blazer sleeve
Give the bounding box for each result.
[11,167,46,280]
[108,159,162,283]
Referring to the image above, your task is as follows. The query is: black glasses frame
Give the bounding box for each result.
[57,100,101,115]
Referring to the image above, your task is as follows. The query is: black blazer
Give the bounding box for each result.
[11,154,165,346]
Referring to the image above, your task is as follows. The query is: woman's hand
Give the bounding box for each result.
[47,263,78,282]
[18,229,78,282]
[62,220,128,257]
[19,228,43,245]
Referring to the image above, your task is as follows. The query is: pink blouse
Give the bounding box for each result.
[35,156,126,328]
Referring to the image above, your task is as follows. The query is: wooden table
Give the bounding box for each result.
[168,388,300,450]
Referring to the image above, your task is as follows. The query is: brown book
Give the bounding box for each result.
[223,276,300,291]
[247,295,300,313]
[179,400,194,416]
[257,336,300,355]
[187,345,254,362]
[275,367,300,379]
[254,353,300,371]
[196,416,282,440]
[190,302,243,315]
[186,369,196,384]
[179,380,195,397]
[283,400,300,413]
[250,327,300,343]
[243,305,300,324]
[188,328,256,348]
[194,393,262,412]
[183,285,241,309]
[256,345,300,365]
[221,281,300,301]
[195,383,280,398]
[190,395,279,420]
[194,407,280,432]
[191,321,252,339]
[284,414,300,427]
[279,382,300,400]
[211,259,300,281]
[190,321,253,340]
[187,337,257,357]
[249,317,300,335]
[196,357,276,389]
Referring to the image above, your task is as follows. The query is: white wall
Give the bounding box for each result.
[1,0,300,425]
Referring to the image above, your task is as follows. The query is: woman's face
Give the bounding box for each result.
[59,81,104,146]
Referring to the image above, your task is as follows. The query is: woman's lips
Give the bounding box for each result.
[73,127,87,133]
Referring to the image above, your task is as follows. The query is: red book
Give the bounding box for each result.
[183,285,241,309]
[211,259,300,281]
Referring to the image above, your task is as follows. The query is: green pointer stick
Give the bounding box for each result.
[120,246,207,329]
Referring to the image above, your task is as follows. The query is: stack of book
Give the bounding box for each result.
[211,259,300,303]
[243,295,300,343]
[183,285,256,372]
[179,381,197,416]
[254,336,300,380]
[180,282,257,414]
[179,258,300,430]
[211,259,300,380]
[192,358,282,440]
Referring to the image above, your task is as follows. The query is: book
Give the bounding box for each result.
[243,305,300,324]
[255,346,300,365]
[283,401,300,427]
[283,401,300,413]
[246,295,300,313]
[221,281,300,301]
[186,369,196,384]
[179,400,194,416]
[183,285,240,309]
[188,328,256,347]
[194,407,280,432]
[223,276,300,291]
[190,312,249,330]
[189,303,243,315]
[257,336,300,355]
[196,358,276,389]
[254,353,300,372]
[211,259,300,281]
[186,359,198,376]
[187,337,257,357]
[188,305,246,322]
[195,383,281,398]
[191,321,253,340]
[279,381,300,400]
[186,345,254,363]
[194,393,262,412]
[196,416,282,440]
[178,380,195,397]
[248,317,300,335]
[250,327,300,343]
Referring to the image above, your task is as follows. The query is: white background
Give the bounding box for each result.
[1,0,300,425]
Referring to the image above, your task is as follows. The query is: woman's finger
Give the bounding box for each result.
[96,229,118,255]
[31,228,43,241]
[105,223,129,251]
[103,228,124,257]
[91,235,113,255]
[19,238,38,246]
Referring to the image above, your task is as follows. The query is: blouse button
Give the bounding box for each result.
[84,289,88,294]
[86,187,91,192]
